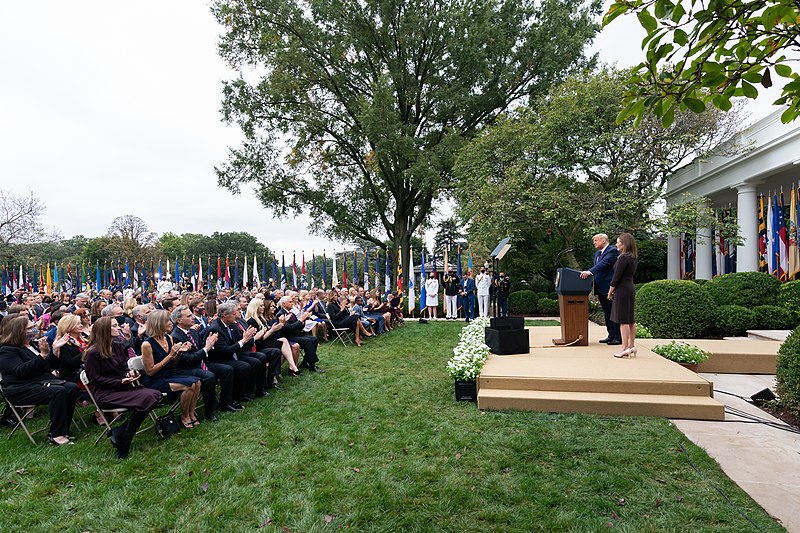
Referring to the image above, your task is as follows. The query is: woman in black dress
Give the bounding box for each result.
[326,292,370,347]
[84,317,162,459]
[0,315,78,446]
[608,232,638,358]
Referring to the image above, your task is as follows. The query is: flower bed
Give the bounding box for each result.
[446,317,491,382]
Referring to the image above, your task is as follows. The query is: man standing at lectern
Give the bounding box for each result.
[580,234,621,345]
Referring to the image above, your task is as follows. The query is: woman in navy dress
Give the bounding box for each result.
[608,233,638,358]
[140,310,201,429]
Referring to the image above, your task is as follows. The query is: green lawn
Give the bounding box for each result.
[0,322,782,532]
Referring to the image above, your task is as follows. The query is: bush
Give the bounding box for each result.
[508,290,538,315]
[691,278,709,285]
[635,239,668,282]
[526,274,552,294]
[776,326,800,414]
[636,323,653,338]
[537,298,559,315]
[779,280,800,321]
[652,341,710,365]
[545,292,558,300]
[703,272,780,308]
[636,280,715,338]
[712,305,756,336]
[752,305,795,330]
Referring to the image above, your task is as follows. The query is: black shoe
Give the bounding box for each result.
[241,395,254,403]
[268,383,281,390]
[230,401,245,411]
[205,414,219,423]
[288,369,302,377]
[607,340,622,345]
[599,337,611,343]
[254,389,270,398]
[219,404,237,413]
[308,365,326,373]
[299,362,312,370]
[1,417,17,429]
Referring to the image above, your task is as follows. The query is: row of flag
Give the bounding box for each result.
[2,247,476,305]
[678,188,800,281]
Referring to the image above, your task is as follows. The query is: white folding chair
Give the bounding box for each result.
[128,356,181,425]
[325,312,354,347]
[79,370,129,445]
[0,371,47,445]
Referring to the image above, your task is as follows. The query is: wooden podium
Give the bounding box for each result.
[552,267,592,346]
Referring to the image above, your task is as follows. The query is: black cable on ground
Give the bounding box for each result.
[712,389,800,434]
[677,441,763,531]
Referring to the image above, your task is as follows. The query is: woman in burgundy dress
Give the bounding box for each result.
[608,233,638,358]
[84,317,162,459]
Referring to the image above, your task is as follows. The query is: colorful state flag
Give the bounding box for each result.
[292,252,298,290]
[281,253,287,290]
[363,250,369,291]
[342,251,348,287]
[419,250,427,311]
[780,191,789,280]
[321,251,327,290]
[758,195,768,273]
[301,252,307,289]
[243,255,249,290]
[331,250,337,287]
[384,250,390,297]
[408,247,415,315]
[791,187,799,280]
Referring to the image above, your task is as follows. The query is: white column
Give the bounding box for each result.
[695,227,713,280]
[667,235,680,279]
[733,182,759,272]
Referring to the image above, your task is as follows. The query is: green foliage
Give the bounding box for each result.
[712,305,757,336]
[636,280,715,338]
[752,305,796,330]
[636,323,653,338]
[635,239,667,282]
[454,67,739,271]
[777,326,800,414]
[703,272,781,308]
[213,0,601,285]
[508,290,539,315]
[779,280,800,320]
[652,340,711,365]
[665,194,742,245]
[538,298,560,315]
[606,0,800,124]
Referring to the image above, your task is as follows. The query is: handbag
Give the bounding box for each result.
[154,412,180,438]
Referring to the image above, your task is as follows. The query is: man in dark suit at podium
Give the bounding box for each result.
[580,233,621,345]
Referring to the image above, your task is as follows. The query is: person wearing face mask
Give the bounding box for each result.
[424,272,440,320]
[0,315,79,445]
[475,267,492,318]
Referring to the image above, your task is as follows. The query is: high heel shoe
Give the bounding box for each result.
[613,347,637,358]
[288,369,302,377]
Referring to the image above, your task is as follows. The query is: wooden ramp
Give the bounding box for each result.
[477,325,725,420]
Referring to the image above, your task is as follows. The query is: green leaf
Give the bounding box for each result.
[661,103,675,128]
[674,28,688,46]
[654,0,667,19]
[683,97,706,113]
[781,106,798,124]
[740,81,758,98]
[637,9,658,33]
[775,64,793,78]
[671,2,686,22]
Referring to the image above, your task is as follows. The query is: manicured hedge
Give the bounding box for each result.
[508,290,538,315]
[636,280,715,338]
[777,326,800,414]
[538,298,559,315]
[703,272,780,308]
[752,305,795,330]
[712,305,756,336]
[779,280,800,320]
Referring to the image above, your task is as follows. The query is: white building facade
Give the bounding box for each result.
[665,108,800,279]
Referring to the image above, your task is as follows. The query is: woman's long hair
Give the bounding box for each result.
[146,310,171,338]
[245,299,265,328]
[87,316,114,359]
[0,315,30,347]
[617,232,638,259]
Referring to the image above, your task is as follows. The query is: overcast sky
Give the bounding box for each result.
[0,1,783,255]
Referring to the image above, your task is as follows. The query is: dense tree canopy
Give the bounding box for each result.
[212,0,602,283]
[453,67,741,268]
[605,0,800,124]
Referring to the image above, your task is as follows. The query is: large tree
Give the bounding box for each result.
[212,0,601,281]
[605,0,800,124]
[0,189,47,259]
[453,66,741,268]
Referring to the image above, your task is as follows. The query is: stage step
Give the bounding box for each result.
[477,388,725,421]
[478,375,711,397]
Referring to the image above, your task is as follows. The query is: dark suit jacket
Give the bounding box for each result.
[207,319,254,362]
[171,327,206,368]
[589,245,619,295]
[274,308,305,338]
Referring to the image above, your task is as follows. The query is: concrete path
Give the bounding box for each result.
[672,373,800,532]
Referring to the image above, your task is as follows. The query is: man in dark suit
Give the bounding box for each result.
[580,233,621,345]
[171,306,239,418]
[275,296,322,372]
[207,302,271,401]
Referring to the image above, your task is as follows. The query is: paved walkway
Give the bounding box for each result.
[672,373,800,532]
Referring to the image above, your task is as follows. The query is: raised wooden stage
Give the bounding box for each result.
[477,325,725,420]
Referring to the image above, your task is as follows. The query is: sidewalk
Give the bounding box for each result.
[672,373,800,532]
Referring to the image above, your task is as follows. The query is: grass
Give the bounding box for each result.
[0,322,783,532]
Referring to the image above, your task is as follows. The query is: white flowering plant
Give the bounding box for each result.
[652,341,710,365]
[447,318,492,381]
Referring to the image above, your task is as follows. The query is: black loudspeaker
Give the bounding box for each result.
[485,327,530,355]
[750,388,777,404]
[490,317,524,331]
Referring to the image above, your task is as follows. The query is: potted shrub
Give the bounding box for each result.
[446,319,491,401]
[652,341,710,371]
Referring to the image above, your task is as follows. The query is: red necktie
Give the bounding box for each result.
[188,331,208,370]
